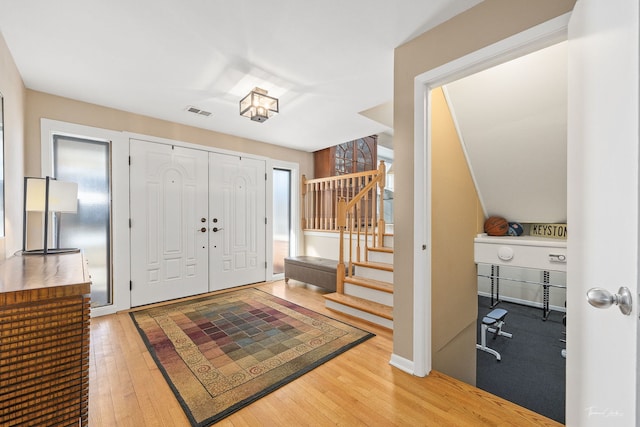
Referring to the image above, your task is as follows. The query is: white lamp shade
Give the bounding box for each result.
[26,178,78,213]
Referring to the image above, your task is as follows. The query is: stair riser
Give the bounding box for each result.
[345,283,393,306]
[325,300,394,329]
[368,251,393,264]
[357,266,393,283]
[383,235,394,247]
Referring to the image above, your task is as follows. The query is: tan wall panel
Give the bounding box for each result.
[393,0,576,379]
[430,87,482,379]
[432,322,477,386]
[0,32,26,257]
[24,90,314,179]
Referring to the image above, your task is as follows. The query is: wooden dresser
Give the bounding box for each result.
[0,252,91,426]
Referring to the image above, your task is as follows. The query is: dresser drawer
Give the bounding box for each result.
[474,234,567,272]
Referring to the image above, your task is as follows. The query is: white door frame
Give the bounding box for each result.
[41,118,129,317]
[41,124,296,315]
[411,14,571,377]
[124,132,293,292]
[268,159,301,280]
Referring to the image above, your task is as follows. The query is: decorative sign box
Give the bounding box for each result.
[529,223,567,239]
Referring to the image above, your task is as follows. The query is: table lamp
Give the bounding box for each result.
[22,176,79,255]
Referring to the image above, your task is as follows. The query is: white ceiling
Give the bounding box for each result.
[0,0,481,152]
[444,41,568,223]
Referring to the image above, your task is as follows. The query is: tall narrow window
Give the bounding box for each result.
[272,168,291,275]
[53,135,112,307]
[0,92,4,238]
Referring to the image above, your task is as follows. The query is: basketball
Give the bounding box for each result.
[484,216,509,236]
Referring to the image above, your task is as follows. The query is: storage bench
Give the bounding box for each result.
[284,256,346,292]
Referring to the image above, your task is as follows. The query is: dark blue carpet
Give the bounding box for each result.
[476,296,566,424]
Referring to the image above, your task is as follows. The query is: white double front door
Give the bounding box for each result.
[130,139,266,307]
[209,152,266,291]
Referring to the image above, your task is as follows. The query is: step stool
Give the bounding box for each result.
[476,308,512,361]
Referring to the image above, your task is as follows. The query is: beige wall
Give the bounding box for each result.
[22,91,313,255]
[430,87,484,383]
[0,32,26,258]
[24,90,314,179]
[393,0,576,380]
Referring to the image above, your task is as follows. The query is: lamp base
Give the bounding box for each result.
[21,248,81,256]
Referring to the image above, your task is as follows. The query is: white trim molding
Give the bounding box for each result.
[412,13,570,377]
[389,353,415,375]
[40,118,129,317]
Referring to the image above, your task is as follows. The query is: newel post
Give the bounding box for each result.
[336,197,347,294]
[301,175,307,230]
[377,161,386,247]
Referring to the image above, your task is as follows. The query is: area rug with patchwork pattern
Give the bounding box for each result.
[130,288,374,426]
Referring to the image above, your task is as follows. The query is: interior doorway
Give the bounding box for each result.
[410,13,571,423]
[437,40,567,425]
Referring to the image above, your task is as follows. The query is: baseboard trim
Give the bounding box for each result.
[389,353,416,375]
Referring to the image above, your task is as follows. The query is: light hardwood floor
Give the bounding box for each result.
[89,280,561,426]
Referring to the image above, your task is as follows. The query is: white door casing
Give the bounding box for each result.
[209,152,266,290]
[130,139,209,306]
[566,0,639,425]
[41,119,129,317]
[409,14,571,378]
[410,3,639,425]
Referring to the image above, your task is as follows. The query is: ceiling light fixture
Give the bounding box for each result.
[239,87,279,123]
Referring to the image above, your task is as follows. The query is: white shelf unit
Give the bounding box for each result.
[474,234,567,319]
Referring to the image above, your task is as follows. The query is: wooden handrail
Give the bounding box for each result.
[302,161,386,234]
[301,161,387,294]
[304,168,381,184]
[337,161,385,293]
[346,174,380,210]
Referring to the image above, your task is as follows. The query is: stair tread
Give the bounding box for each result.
[344,276,393,293]
[352,260,393,272]
[324,293,393,320]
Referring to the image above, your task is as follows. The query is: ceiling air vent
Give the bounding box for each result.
[186,106,212,117]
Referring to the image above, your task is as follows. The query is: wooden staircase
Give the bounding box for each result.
[324,230,394,329]
[302,161,393,329]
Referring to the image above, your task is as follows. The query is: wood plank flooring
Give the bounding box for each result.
[88,280,562,426]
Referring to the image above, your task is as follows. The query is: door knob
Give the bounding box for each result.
[199,227,207,233]
[212,227,223,232]
[586,286,633,315]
